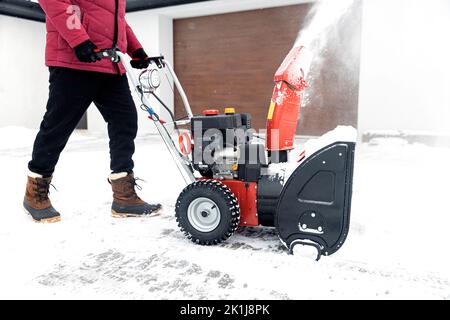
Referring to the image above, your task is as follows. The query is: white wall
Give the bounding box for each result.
[0,15,48,129]
[358,0,450,135]
[0,13,174,136]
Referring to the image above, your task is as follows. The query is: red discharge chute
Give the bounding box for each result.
[266,46,309,152]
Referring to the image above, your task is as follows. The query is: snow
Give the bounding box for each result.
[0,126,449,299]
[267,126,357,182]
[295,0,356,49]
[302,125,357,153]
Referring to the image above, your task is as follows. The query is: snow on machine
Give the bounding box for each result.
[95,45,356,260]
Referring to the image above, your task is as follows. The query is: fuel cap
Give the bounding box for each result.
[202,109,220,116]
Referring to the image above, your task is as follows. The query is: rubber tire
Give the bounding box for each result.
[175,180,240,245]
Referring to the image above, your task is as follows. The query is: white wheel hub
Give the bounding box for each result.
[187,197,221,232]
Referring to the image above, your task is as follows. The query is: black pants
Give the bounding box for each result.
[28,67,138,177]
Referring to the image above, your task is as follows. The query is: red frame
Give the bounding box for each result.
[197,178,259,227]
[221,180,258,227]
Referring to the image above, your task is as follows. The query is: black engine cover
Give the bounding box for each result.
[275,142,355,257]
[191,113,252,176]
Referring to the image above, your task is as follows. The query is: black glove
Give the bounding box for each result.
[74,40,101,63]
[130,48,150,69]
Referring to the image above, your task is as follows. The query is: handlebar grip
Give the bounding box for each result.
[149,56,165,69]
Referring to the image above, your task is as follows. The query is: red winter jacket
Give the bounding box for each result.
[38,0,143,74]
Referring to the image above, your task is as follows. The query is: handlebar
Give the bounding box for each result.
[87,47,195,183]
[93,48,165,68]
[91,47,194,120]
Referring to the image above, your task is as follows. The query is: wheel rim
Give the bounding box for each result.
[187,197,221,232]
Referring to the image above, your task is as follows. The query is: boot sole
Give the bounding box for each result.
[35,216,62,224]
[111,208,162,218]
[24,209,61,224]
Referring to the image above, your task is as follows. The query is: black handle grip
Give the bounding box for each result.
[93,50,165,67]
[149,56,165,69]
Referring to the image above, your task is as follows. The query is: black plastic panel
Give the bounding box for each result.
[191,114,244,130]
[275,142,355,257]
[238,143,266,182]
[257,174,284,227]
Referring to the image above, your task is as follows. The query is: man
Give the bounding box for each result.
[24,0,161,223]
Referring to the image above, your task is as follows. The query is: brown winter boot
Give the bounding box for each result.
[23,173,61,223]
[109,172,162,218]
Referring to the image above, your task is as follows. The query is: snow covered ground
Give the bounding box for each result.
[0,126,449,300]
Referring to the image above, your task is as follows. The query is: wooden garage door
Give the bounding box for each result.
[174,4,361,136]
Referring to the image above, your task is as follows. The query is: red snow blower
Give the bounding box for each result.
[95,46,355,260]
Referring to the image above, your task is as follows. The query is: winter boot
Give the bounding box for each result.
[23,172,61,223]
[109,172,162,218]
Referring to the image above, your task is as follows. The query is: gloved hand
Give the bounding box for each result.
[130,48,150,69]
[74,40,101,63]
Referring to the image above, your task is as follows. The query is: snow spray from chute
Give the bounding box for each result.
[295,0,356,49]
[291,0,359,108]
[262,1,358,257]
[266,0,358,178]
[266,0,358,153]
[273,0,358,82]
